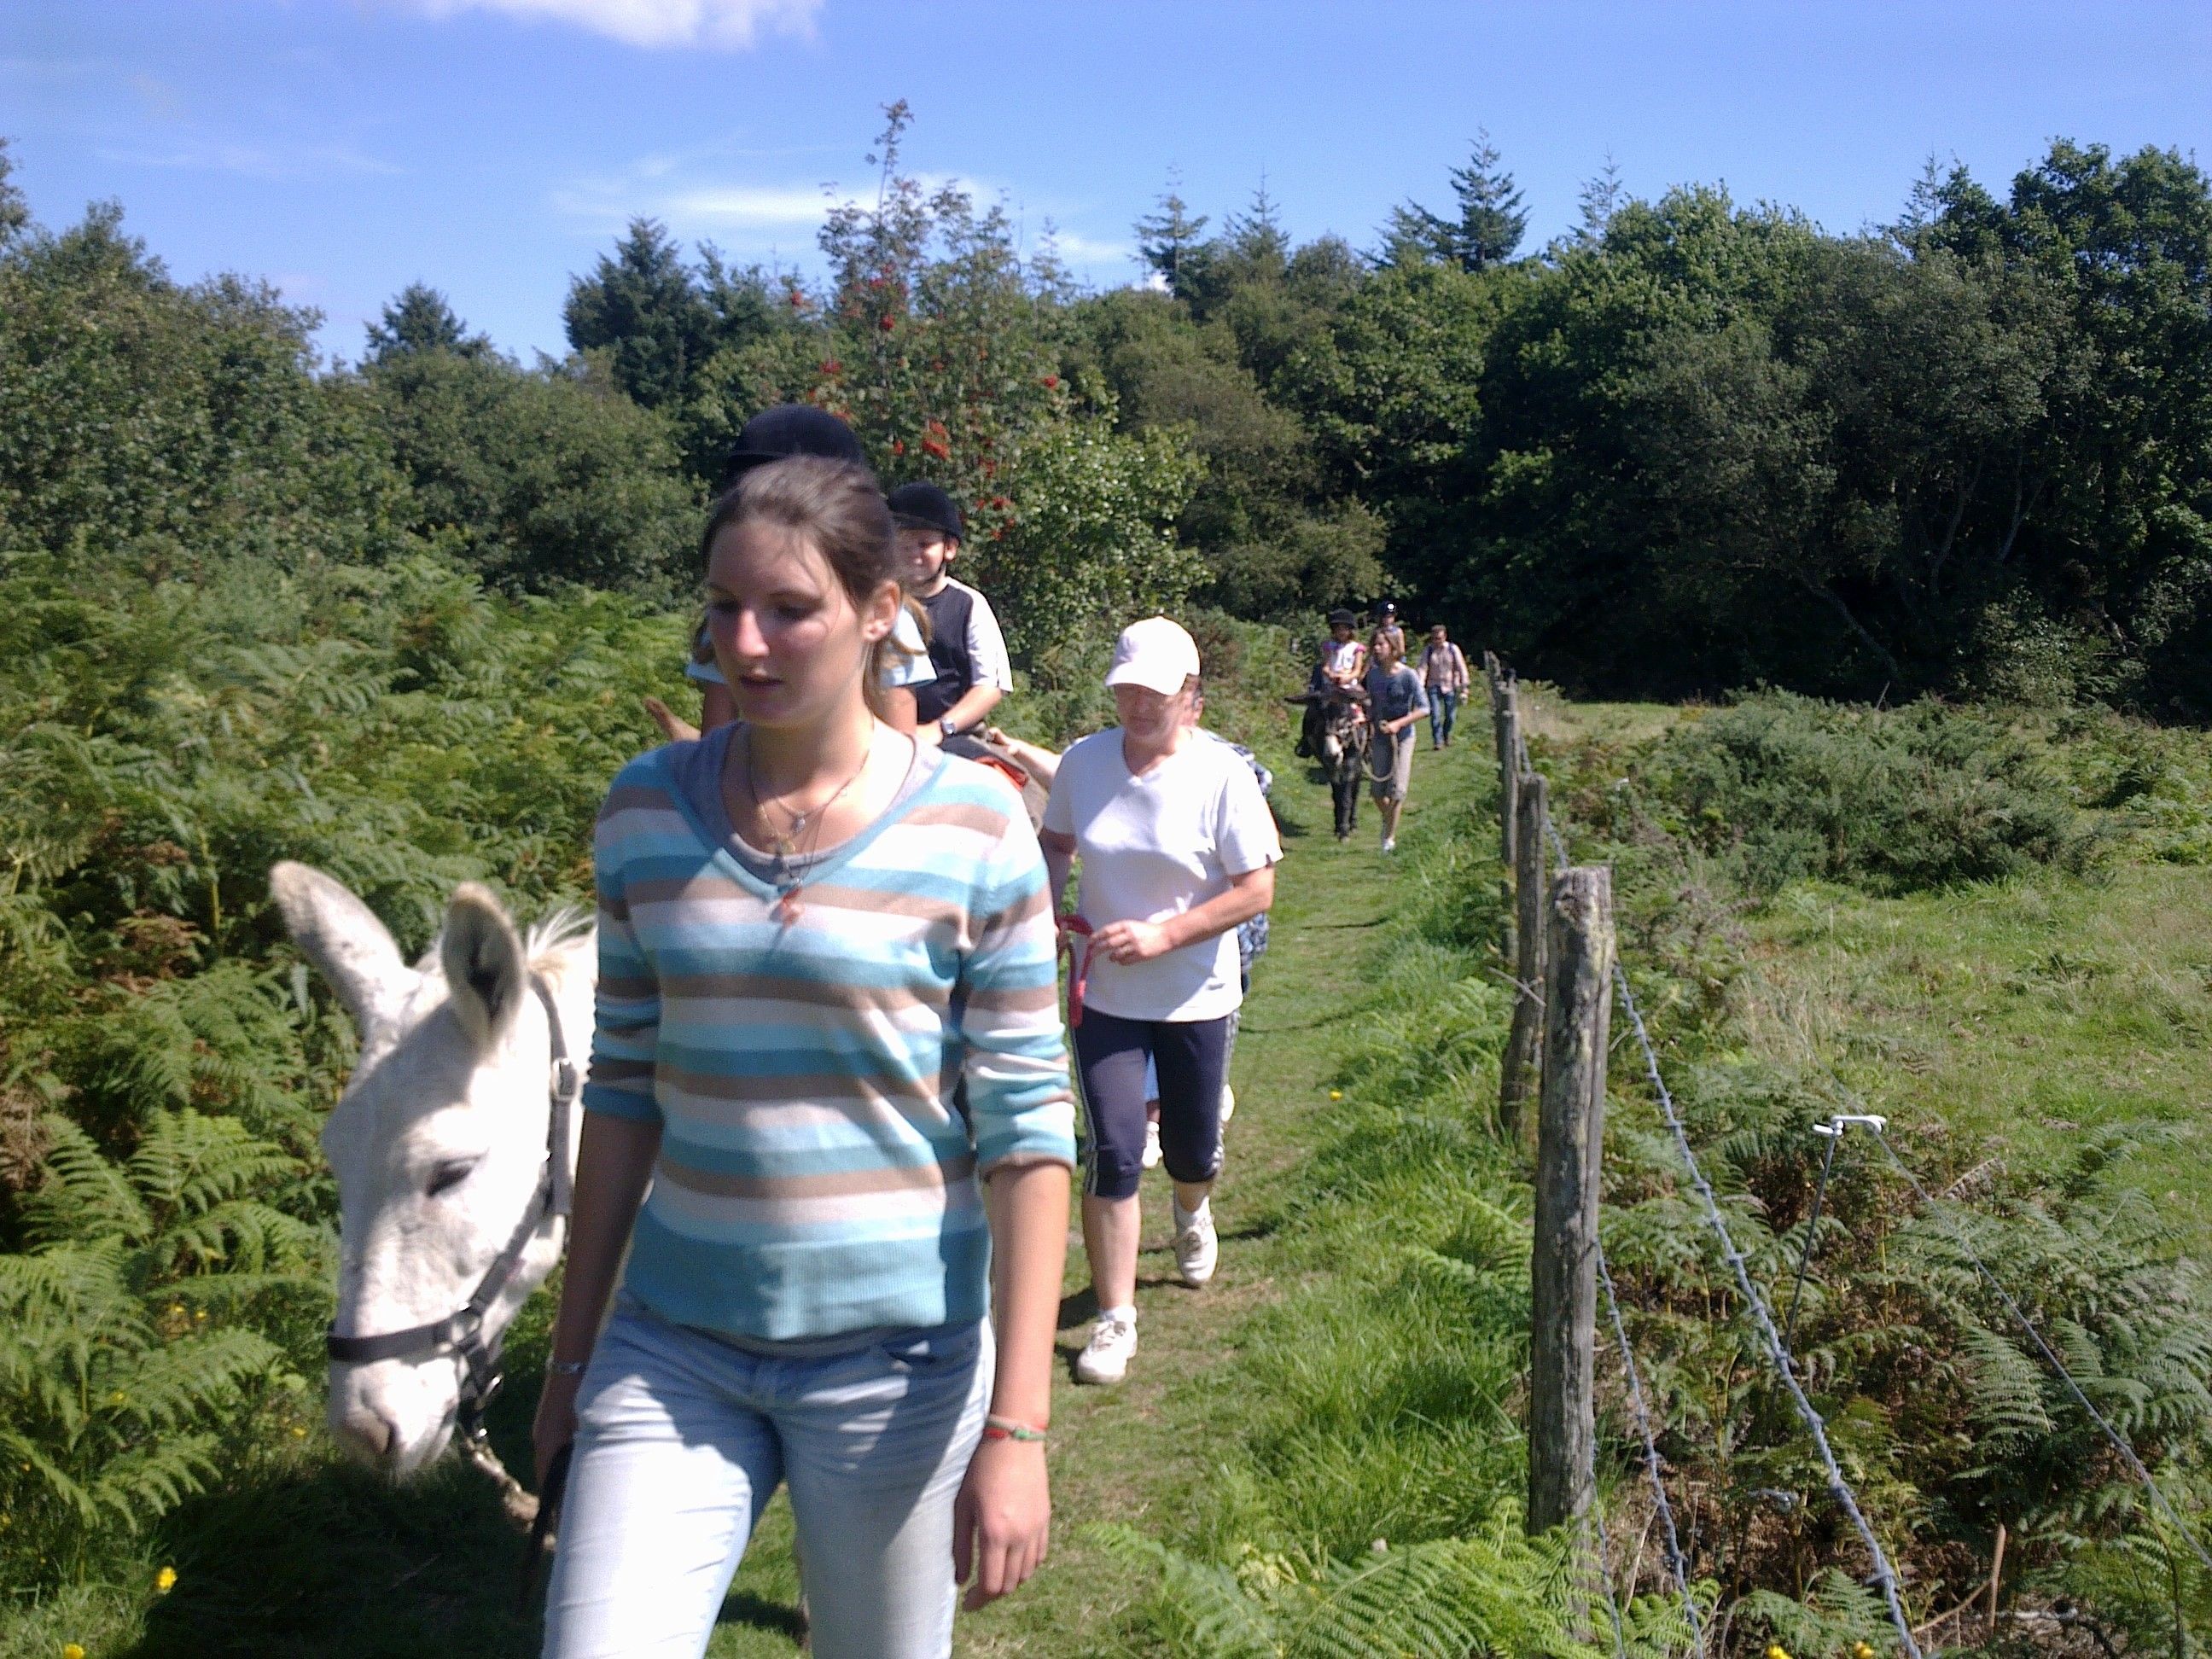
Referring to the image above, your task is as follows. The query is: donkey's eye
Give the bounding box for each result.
[427,1157,480,1198]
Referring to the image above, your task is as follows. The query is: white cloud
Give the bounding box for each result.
[665,184,828,226]
[96,140,400,180]
[406,0,821,49]
[1039,230,1134,266]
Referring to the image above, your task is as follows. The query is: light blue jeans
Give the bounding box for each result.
[543,1301,992,1659]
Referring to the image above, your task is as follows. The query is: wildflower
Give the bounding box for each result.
[290,1425,307,1439]
[64,1644,85,1659]
[1329,1090,1342,1100]
[1854,1647,1875,1659]
[1767,1646,1790,1659]
[1040,374,1059,389]
[155,1566,177,1592]
[108,1391,127,1406]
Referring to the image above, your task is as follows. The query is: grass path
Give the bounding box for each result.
[701,726,1492,1656]
[98,721,1488,1659]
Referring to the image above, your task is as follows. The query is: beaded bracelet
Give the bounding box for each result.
[981,1415,1048,1443]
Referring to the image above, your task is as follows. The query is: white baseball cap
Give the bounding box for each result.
[1103,615,1202,696]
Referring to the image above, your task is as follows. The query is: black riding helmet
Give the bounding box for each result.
[887,481,964,545]
[718,405,866,492]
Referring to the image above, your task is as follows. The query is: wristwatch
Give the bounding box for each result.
[939,714,959,737]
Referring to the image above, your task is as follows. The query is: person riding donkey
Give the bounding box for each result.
[643,405,939,745]
[1297,608,1368,760]
[886,480,1014,748]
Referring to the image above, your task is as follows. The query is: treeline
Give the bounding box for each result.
[1085,136,2212,713]
[533,123,2212,714]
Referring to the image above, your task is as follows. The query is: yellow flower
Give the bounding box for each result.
[63,1645,86,1659]
[1329,1090,1342,1100]
[154,1566,177,1593]
[107,1392,127,1407]
[1854,1645,1876,1659]
[1767,1646,1790,1659]
[290,1425,307,1439]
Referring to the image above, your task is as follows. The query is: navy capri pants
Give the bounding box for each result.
[1074,1009,1231,1201]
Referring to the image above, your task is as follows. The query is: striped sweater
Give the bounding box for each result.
[585,736,1076,1341]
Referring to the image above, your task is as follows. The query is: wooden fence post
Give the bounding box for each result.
[1495,676,1520,871]
[1528,865,1615,1535]
[1499,771,1549,1138]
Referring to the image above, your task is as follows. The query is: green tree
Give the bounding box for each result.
[562,218,723,411]
[0,137,29,246]
[1382,131,1528,271]
[365,348,696,592]
[1133,176,1210,299]
[362,282,488,363]
[0,205,411,569]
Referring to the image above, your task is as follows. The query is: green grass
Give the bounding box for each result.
[32,684,2212,1658]
[1734,862,2212,1251]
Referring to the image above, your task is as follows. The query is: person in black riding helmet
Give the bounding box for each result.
[643,406,936,742]
[887,481,1012,745]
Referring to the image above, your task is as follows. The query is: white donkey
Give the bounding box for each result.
[271,862,592,1484]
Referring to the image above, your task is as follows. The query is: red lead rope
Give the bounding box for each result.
[1056,915,1094,1029]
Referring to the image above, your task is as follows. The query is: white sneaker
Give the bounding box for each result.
[1220,1084,1236,1124]
[1380,836,1397,854]
[1173,1199,1219,1288]
[1142,1117,1162,1169]
[1074,1313,1136,1384]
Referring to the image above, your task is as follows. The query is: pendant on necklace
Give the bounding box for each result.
[772,885,805,925]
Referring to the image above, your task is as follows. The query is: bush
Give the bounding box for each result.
[1632,692,2091,894]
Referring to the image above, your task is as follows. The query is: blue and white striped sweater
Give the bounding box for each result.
[585,738,1075,1341]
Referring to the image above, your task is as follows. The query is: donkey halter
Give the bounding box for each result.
[323,975,579,1444]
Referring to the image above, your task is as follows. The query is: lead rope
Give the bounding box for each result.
[1057,915,1094,1028]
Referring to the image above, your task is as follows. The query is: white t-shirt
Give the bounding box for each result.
[688,607,934,690]
[1042,731,1284,1022]
[940,578,1014,691]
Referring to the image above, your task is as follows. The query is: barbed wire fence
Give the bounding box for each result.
[1481,657,2212,1659]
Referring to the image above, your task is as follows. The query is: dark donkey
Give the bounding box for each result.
[1289,684,1371,841]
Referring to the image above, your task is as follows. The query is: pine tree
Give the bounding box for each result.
[1382,130,1528,271]
[562,218,720,410]
[363,282,489,364]
[1134,173,1210,297]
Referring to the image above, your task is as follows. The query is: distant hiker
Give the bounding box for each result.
[1299,607,1368,761]
[1364,630,1426,854]
[1419,622,1470,749]
[1371,599,1406,661]
[643,405,934,743]
[888,481,1013,744]
[1039,617,1281,1385]
[540,455,1074,1657]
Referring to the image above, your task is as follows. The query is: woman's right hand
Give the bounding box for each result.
[533,1370,583,1490]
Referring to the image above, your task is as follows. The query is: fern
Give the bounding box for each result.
[1092,1516,1619,1659]
[0,1112,323,1582]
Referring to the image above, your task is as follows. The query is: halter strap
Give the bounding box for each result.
[325,971,581,1441]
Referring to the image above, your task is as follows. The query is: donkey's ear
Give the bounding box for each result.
[440,883,527,1052]
[271,862,411,1038]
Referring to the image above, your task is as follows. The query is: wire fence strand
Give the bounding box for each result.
[1612,966,1925,1659]
[1856,1117,2212,1579]
[1599,1238,1710,1659]
[1499,694,1924,1659]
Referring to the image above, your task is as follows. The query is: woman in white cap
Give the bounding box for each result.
[1039,617,1283,1384]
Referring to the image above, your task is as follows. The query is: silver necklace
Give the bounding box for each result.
[742,728,873,923]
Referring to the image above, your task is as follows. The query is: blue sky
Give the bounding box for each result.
[6,1,2210,364]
